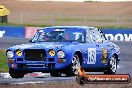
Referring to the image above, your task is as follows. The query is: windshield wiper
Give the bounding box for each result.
[62,40,84,43]
[37,39,75,42]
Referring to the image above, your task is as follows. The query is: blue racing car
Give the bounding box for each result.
[6,26,120,78]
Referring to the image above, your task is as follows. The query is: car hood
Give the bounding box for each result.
[9,42,79,50]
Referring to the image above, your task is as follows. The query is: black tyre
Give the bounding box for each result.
[76,76,85,86]
[66,54,81,76]
[50,72,62,77]
[104,55,117,74]
[9,68,25,78]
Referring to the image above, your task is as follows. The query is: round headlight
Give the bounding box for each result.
[6,51,14,59]
[57,50,65,58]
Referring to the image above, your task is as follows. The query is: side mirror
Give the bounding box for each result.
[29,39,32,43]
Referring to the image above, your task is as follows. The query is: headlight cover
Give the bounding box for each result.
[57,50,65,58]
[16,50,22,56]
[6,51,14,59]
[49,49,55,57]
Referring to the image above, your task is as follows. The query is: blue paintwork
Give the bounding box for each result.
[6,26,120,72]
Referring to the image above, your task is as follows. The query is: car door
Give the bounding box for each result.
[82,28,103,70]
[95,29,112,63]
[92,28,111,64]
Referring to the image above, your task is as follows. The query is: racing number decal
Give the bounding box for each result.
[87,48,96,64]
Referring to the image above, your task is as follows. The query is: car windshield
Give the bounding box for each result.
[31,28,85,42]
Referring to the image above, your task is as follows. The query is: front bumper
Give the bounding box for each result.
[8,58,71,72]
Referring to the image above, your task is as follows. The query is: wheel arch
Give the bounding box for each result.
[113,53,118,60]
[113,53,120,65]
[74,51,83,65]
[109,53,119,65]
[109,52,118,60]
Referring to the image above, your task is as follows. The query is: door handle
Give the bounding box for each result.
[96,45,100,47]
[107,45,109,46]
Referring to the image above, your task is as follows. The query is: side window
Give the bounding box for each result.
[86,29,94,43]
[100,30,107,41]
[37,32,46,42]
[86,28,106,43]
[32,32,40,42]
[92,28,106,43]
[72,32,84,42]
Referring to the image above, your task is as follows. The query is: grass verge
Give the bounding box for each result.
[55,18,83,22]
[0,50,8,73]
[0,23,51,27]
[0,23,129,28]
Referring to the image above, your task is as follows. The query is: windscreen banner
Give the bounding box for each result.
[25,27,43,38]
[101,29,132,42]
[0,26,25,38]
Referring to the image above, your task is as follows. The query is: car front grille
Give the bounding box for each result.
[24,49,46,61]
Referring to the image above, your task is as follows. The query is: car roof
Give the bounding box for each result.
[42,26,95,30]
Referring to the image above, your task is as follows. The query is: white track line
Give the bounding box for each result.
[11,81,45,85]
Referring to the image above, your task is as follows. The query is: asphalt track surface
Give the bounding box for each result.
[0,38,132,84]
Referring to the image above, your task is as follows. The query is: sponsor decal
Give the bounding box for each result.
[87,48,96,64]
[105,34,132,42]
[0,31,5,37]
[101,48,108,63]
[76,67,131,85]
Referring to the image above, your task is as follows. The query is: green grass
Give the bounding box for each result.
[0,50,8,73]
[55,18,118,22]
[32,18,48,21]
[86,18,117,22]
[84,0,95,2]
[55,17,132,22]
[124,19,132,22]
[0,23,130,28]
[96,25,128,29]
[0,23,51,27]
[55,18,83,22]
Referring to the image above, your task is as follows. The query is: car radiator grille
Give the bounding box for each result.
[24,49,46,61]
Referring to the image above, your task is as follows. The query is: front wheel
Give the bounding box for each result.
[9,68,25,78]
[66,54,81,76]
[76,76,85,85]
[104,55,117,74]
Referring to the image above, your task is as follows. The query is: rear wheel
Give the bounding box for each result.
[66,54,81,76]
[104,55,117,74]
[9,68,25,78]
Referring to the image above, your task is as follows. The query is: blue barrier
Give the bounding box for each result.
[0,26,132,42]
[101,28,132,42]
[0,26,25,38]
